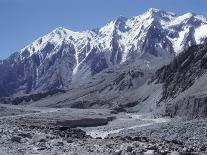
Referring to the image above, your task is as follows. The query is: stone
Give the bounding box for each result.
[112,150,122,155]
[126,145,133,152]
[200,146,206,151]
[182,147,188,152]
[144,150,155,155]
[18,133,32,139]
[67,139,73,143]
[37,147,47,151]
[56,141,64,146]
[32,134,47,143]
[11,136,21,143]
[170,151,180,155]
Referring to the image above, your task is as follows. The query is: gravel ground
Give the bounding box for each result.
[0,104,206,155]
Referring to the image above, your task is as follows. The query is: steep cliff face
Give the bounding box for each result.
[152,44,207,119]
[165,95,207,119]
[1,8,207,97]
[153,44,207,101]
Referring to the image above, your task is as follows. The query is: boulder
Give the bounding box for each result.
[170,151,180,155]
[144,150,155,155]
[32,134,47,143]
[11,136,21,143]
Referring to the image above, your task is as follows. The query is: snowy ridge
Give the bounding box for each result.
[1,8,207,96]
[18,8,207,64]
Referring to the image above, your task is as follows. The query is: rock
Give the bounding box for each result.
[182,147,188,152]
[141,137,149,142]
[56,128,87,139]
[170,151,180,155]
[132,136,141,141]
[39,138,47,142]
[67,139,73,143]
[32,134,47,143]
[144,150,155,155]
[171,140,183,145]
[131,150,137,155]
[56,118,109,128]
[146,145,158,151]
[37,147,47,151]
[18,133,32,139]
[112,106,127,113]
[126,145,133,152]
[56,141,64,146]
[11,136,22,143]
[111,150,122,155]
[200,146,206,151]
[110,110,118,114]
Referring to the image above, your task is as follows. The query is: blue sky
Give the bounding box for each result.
[0,0,206,59]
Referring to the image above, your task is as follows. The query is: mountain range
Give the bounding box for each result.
[1,8,207,97]
[1,8,207,119]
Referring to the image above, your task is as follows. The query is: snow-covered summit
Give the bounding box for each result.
[18,8,207,61]
[1,8,207,97]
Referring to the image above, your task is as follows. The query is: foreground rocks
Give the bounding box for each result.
[0,121,206,155]
[0,106,206,154]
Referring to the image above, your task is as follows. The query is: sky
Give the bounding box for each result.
[0,0,206,59]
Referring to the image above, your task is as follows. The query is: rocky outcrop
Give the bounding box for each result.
[149,44,207,119]
[153,44,207,101]
[0,89,66,105]
[165,95,207,119]
[56,117,113,128]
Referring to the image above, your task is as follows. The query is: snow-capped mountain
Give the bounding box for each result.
[1,8,207,97]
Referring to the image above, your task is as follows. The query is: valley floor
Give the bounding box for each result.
[0,104,206,155]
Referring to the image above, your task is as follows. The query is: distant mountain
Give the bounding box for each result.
[1,8,207,97]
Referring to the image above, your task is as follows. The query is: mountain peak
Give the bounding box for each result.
[181,12,195,19]
[144,8,177,18]
[52,27,72,35]
[115,16,128,22]
[53,27,68,32]
[147,8,160,13]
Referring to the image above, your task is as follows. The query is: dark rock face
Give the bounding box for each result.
[89,52,109,75]
[0,89,66,105]
[149,44,207,119]
[0,46,75,97]
[56,118,110,128]
[153,44,207,101]
[140,20,175,58]
[165,95,207,119]
[113,70,144,91]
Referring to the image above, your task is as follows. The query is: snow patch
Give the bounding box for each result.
[195,25,207,44]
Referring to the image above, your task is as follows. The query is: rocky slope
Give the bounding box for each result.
[16,60,154,111]
[14,44,207,120]
[153,44,207,101]
[152,44,207,119]
[2,44,207,120]
[1,8,207,97]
